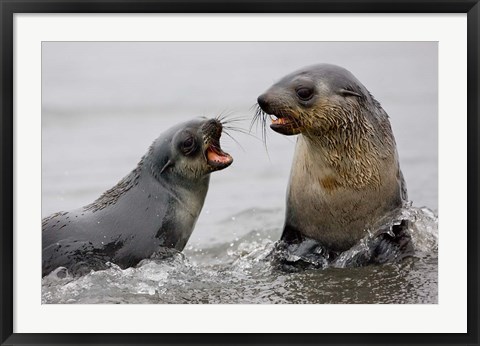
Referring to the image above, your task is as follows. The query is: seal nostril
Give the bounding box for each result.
[257,94,270,112]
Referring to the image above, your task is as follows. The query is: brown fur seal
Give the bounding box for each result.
[256,64,411,266]
[42,117,233,277]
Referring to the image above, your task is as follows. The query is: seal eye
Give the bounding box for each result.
[296,87,314,101]
[182,136,196,155]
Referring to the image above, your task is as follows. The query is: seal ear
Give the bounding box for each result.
[160,159,174,174]
[340,88,362,98]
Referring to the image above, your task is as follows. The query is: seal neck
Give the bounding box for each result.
[300,124,393,189]
[141,155,209,216]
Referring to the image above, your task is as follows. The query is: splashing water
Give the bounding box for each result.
[42,205,437,304]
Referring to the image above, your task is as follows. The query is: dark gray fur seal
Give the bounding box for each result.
[42,118,233,277]
[256,64,412,267]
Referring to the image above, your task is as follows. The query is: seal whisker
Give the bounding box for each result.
[249,104,271,156]
[219,115,250,126]
[223,125,260,139]
[249,105,261,133]
[225,116,250,123]
[215,110,236,124]
[222,129,246,152]
[261,109,269,151]
[259,106,269,145]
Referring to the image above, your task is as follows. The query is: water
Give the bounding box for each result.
[42,205,437,304]
[41,42,438,304]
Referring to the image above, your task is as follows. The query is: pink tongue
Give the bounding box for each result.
[207,148,231,163]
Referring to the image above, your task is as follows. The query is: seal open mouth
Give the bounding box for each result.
[269,113,303,136]
[256,96,303,136]
[203,120,233,170]
[206,138,233,169]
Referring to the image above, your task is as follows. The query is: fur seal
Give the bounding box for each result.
[42,118,233,277]
[256,64,412,265]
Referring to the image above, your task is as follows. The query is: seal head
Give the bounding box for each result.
[154,118,233,180]
[257,64,374,137]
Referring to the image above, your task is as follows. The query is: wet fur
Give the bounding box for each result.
[256,64,410,257]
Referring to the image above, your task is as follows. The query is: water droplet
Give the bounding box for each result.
[231,216,236,221]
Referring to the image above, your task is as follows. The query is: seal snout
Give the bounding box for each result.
[257,93,272,114]
[202,118,223,139]
[257,93,303,136]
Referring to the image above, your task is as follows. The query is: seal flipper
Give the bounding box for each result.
[272,224,336,272]
[371,219,413,264]
[280,223,304,243]
[270,239,332,272]
[273,220,414,271]
[399,170,408,201]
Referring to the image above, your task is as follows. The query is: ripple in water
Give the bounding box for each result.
[42,206,438,304]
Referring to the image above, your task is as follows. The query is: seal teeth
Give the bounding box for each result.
[269,113,302,136]
[206,143,233,169]
[207,146,230,163]
[271,116,289,125]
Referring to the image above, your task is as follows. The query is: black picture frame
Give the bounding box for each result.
[1,1,478,345]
